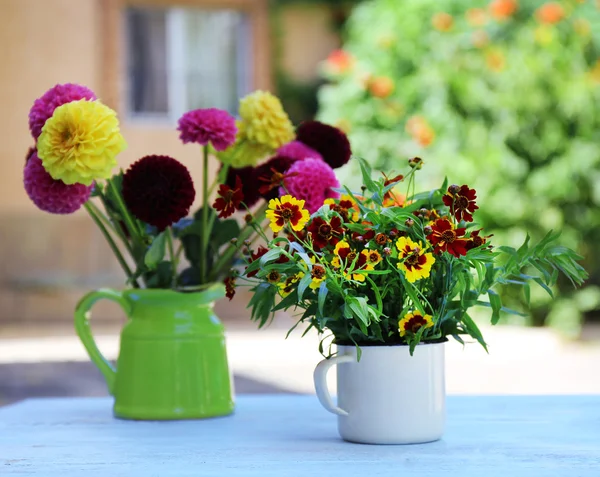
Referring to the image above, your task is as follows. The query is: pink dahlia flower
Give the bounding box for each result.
[177,108,237,151]
[281,158,340,213]
[276,140,322,161]
[29,83,97,139]
[24,152,92,214]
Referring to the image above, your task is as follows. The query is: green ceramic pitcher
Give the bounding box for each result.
[74,284,234,420]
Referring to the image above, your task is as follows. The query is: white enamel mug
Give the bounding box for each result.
[313,343,446,444]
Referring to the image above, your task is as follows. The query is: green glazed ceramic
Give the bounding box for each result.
[74,284,234,420]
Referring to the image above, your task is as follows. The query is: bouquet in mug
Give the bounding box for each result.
[237,157,587,355]
[23,84,351,293]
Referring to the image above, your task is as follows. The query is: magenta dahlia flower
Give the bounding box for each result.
[296,121,352,169]
[277,140,322,161]
[281,158,340,213]
[177,108,237,151]
[24,152,92,214]
[29,83,97,139]
[122,155,196,231]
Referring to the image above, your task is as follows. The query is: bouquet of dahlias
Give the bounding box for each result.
[239,158,587,355]
[24,84,350,292]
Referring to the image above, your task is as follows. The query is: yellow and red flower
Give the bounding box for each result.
[428,219,468,257]
[224,276,236,301]
[324,194,359,222]
[331,240,373,282]
[278,272,304,297]
[306,216,344,250]
[266,195,310,233]
[396,237,435,283]
[213,176,244,219]
[398,311,434,337]
[365,249,383,266]
[443,184,478,222]
[309,262,328,290]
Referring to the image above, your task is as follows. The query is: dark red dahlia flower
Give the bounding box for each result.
[213,176,244,219]
[224,166,261,209]
[443,185,478,222]
[306,216,344,250]
[428,218,468,257]
[254,155,298,200]
[296,121,351,169]
[122,155,195,231]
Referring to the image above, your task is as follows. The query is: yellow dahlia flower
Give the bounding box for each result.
[217,91,294,168]
[37,100,127,185]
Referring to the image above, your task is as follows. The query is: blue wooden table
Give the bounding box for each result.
[1,395,599,476]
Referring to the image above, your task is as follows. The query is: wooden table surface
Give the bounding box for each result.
[1,395,599,476]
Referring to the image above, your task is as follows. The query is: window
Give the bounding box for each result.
[125,6,252,122]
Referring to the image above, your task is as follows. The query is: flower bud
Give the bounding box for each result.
[405,218,414,227]
[244,213,253,224]
[355,235,365,243]
[408,157,423,169]
[243,240,251,247]
[383,247,392,256]
[424,225,433,235]
[389,229,398,238]
[230,238,238,245]
[448,184,460,195]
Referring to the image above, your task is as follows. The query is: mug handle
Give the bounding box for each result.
[74,289,131,396]
[313,353,355,416]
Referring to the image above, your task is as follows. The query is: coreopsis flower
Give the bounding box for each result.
[224,166,261,208]
[29,83,96,139]
[278,273,304,297]
[255,155,298,200]
[177,108,237,151]
[213,176,244,219]
[306,216,344,250]
[428,219,469,257]
[122,155,195,231]
[23,152,92,214]
[296,121,352,169]
[277,141,322,161]
[466,229,493,251]
[224,276,236,300]
[365,249,383,266]
[396,237,435,283]
[266,195,310,233]
[432,12,454,32]
[443,185,478,222]
[266,270,282,284]
[36,100,127,186]
[399,311,434,337]
[331,240,373,282]
[282,158,340,213]
[325,195,360,222]
[489,0,518,20]
[309,260,327,290]
[536,2,565,24]
[375,233,390,246]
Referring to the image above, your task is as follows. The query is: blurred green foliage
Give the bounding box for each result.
[317,0,600,333]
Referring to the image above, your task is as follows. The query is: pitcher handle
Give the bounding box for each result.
[74,289,131,396]
[313,354,355,416]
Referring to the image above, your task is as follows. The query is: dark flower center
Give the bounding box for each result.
[318,224,332,238]
[375,233,388,245]
[405,248,420,266]
[406,316,426,333]
[281,208,294,219]
[312,265,326,279]
[456,196,469,210]
[441,230,456,243]
[369,252,379,262]
[267,271,281,282]
[224,190,234,202]
[472,235,484,247]
[347,251,357,262]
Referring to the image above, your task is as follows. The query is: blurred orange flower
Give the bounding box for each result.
[466,8,488,26]
[325,49,355,74]
[406,116,435,147]
[432,12,454,32]
[368,77,395,98]
[536,3,565,24]
[472,30,490,48]
[489,0,518,20]
[486,50,506,71]
[335,119,352,134]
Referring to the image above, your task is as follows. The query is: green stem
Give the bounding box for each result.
[108,178,142,242]
[97,193,135,257]
[200,145,210,284]
[166,228,177,288]
[209,203,268,282]
[85,202,140,288]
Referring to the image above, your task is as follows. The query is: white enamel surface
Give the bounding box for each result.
[315,343,446,444]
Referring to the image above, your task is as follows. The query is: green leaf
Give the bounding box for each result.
[488,289,502,325]
[211,219,240,248]
[398,273,427,315]
[297,272,313,301]
[144,231,167,270]
[461,313,488,352]
[318,281,329,316]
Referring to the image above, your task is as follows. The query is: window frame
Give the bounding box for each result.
[98,0,271,123]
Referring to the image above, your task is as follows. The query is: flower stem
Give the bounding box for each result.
[108,178,142,243]
[84,202,140,288]
[166,227,177,288]
[200,145,210,284]
[91,197,135,258]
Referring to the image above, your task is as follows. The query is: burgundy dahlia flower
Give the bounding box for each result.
[276,140,322,161]
[296,121,351,169]
[122,155,196,231]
